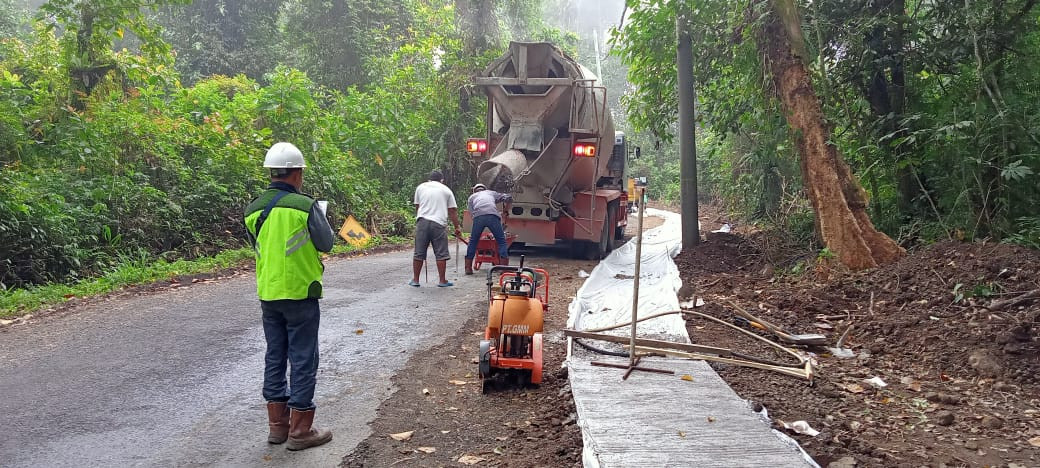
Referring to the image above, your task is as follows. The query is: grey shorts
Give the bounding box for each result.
[414,218,450,261]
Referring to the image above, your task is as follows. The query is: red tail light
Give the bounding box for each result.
[573,143,597,157]
[466,138,488,154]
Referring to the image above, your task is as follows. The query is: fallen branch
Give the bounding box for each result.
[836,323,854,348]
[986,289,1040,312]
[700,277,724,289]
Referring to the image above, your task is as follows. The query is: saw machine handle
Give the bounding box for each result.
[498,268,550,307]
[486,255,545,302]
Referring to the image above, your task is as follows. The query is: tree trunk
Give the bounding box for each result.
[759,0,904,269]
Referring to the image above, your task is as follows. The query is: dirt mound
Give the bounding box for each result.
[676,237,1040,467]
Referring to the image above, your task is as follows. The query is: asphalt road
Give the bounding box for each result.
[0,249,488,467]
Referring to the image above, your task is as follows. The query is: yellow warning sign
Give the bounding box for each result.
[338,215,372,248]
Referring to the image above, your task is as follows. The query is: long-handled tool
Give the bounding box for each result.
[727,300,828,346]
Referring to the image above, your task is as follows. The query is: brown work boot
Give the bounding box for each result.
[286,408,333,451]
[464,258,474,275]
[266,401,290,444]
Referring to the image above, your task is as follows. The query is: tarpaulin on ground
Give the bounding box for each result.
[566,208,690,342]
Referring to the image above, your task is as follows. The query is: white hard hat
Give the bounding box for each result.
[263,142,306,168]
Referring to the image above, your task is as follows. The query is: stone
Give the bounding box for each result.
[981,415,1004,429]
[967,349,1003,378]
[827,456,858,468]
[935,411,955,426]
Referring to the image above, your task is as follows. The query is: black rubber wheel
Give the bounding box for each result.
[605,204,619,252]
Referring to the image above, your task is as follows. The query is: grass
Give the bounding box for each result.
[0,236,411,320]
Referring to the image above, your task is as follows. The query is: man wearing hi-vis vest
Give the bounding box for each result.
[244,142,335,451]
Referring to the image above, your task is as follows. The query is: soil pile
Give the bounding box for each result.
[677,233,1040,467]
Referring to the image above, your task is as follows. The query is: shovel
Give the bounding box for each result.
[727,301,828,346]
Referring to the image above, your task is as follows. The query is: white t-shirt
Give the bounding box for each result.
[413,181,457,227]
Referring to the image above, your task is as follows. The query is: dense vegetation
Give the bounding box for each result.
[2,0,1037,296]
[613,0,1040,250]
[0,0,578,293]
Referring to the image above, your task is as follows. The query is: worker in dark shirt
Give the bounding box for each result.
[464,183,512,274]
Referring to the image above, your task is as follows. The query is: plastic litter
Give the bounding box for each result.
[778,420,820,437]
[828,347,856,358]
[711,223,732,233]
[864,376,888,388]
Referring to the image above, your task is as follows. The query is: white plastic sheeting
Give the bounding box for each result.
[566,208,690,342]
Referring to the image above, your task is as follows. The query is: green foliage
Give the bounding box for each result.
[951,280,998,305]
[0,0,490,294]
[156,0,284,84]
[0,235,408,317]
[611,0,1040,248]
[1005,217,1040,249]
[282,0,416,89]
[0,247,245,317]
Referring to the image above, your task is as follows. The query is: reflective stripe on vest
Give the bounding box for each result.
[244,190,323,300]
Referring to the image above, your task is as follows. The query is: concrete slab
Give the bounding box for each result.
[570,358,814,467]
[566,209,816,467]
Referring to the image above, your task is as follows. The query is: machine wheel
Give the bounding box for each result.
[478,340,491,376]
[530,333,543,385]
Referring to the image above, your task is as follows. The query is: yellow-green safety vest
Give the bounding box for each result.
[244,189,324,300]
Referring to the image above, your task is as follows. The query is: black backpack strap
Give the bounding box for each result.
[252,190,292,244]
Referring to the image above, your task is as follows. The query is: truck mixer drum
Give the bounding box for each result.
[470,41,628,257]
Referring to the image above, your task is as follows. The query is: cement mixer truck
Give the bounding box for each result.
[466,42,628,259]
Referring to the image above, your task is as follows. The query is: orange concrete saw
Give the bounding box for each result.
[478,255,550,393]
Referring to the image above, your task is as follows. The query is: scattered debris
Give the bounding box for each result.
[457,454,487,465]
[863,376,887,388]
[389,431,414,441]
[778,420,820,436]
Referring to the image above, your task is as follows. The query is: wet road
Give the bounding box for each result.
[0,249,488,467]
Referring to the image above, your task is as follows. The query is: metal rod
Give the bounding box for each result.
[590,360,674,376]
[629,187,646,369]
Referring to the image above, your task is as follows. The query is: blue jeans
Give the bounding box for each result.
[466,214,508,262]
[260,298,320,410]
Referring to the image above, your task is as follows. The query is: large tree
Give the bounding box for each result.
[616,0,905,269]
[758,0,904,269]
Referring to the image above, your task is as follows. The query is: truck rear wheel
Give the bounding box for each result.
[583,206,614,260]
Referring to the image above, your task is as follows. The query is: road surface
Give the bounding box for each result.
[0,249,487,467]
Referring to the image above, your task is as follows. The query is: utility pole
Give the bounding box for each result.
[676,3,700,248]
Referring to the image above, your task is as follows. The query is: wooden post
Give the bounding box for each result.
[629,187,646,369]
